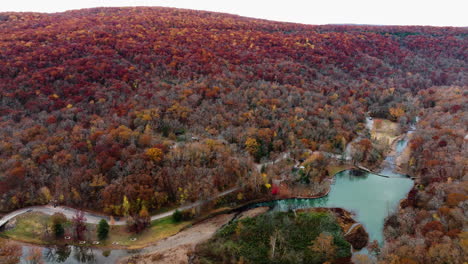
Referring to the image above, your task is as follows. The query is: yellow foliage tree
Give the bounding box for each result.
[89,174,107,187]
[112,125,133,143]
[136,108,159,121]
[168,103,190,120]
[145,147,163,162]
[71,188,81,203]
[122,196,130,216]
[139,205,149,219]
[389,107,405,121]
[245,137,259,156]
[39,187,52,204]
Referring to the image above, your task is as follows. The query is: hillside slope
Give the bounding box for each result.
[0,7,466,216]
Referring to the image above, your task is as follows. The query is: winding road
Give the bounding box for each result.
[0,187,238,228]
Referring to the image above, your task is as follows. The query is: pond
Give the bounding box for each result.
[255,169,413,244]
[257,133,415,245]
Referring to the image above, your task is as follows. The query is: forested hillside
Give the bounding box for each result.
[0,7,466,218]
[379,87,467,263]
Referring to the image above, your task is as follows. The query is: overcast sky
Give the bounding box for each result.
[1,0,466,27]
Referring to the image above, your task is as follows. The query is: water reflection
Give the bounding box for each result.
[73,247,96,263]
[43,246,71,263]
[20,245,140,264]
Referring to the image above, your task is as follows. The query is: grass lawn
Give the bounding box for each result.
[1,212,191,249]
[1,212,51,244]
[102,216,191,248]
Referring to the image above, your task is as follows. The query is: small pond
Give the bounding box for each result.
[257,135,414,244]
[255,169,413,244]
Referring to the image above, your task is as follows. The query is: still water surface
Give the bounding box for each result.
[256,169,413,243]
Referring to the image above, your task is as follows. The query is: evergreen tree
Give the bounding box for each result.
[51,212,67,239]
[53,223,64,238]
[97,219,110,240]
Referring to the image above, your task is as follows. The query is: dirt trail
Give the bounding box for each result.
[237,206,269,220]
[122,213,235,264]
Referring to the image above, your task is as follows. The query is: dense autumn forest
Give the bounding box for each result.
[0,6,466,225]
[379,87,467,263]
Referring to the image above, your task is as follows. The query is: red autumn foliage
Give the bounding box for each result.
[0,8,465,225]
[421,221,444,236]
[271,185,279,195]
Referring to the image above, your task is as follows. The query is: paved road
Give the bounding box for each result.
[0,187,238,227]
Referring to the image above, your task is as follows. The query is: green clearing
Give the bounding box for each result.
[2,212,52,244]
[194,211,351,264]
[104,216,191,248]
[1,212,191,249]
